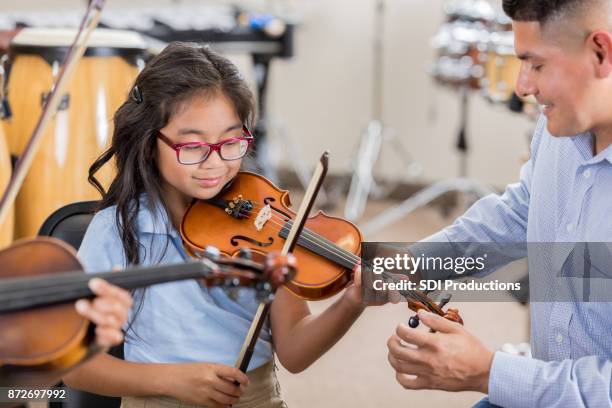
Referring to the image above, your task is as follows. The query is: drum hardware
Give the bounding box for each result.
[344,0,421,222]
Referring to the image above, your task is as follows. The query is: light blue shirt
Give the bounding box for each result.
[419,116,612,407]
[77,196,273,371]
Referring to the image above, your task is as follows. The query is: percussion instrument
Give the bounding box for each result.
[443,0,496,23]
[430,21,489,89]
[3,28,146,239]
[483,30,521,103]
[0,124,12,247]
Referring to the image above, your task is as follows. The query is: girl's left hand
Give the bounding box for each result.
[342,265,364,309]
[342,264,403,308]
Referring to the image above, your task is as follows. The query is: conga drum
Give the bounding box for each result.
[4,28,146,239]
[483,30,521,103]
[0,124,13,247]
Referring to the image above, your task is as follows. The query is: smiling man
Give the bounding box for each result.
[387,1,612,407]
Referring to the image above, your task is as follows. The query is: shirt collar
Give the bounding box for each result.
[136,194,179,238]
[571,132,612,165]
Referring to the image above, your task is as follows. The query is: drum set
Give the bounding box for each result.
[430,0,538,116]
[358,0,532,236]
[0,27,146,244]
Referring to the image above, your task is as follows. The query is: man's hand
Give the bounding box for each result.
[387,309,493,393]
[75,278,132,348]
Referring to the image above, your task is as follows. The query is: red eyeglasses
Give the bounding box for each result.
[157,125,253,165]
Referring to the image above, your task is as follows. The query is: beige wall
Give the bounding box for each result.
[0,0,535,188]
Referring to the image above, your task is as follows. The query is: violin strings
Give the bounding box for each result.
[236,201,363,266]
[229,201,431,305]
[234,202,362,267]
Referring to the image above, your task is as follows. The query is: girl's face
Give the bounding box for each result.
[156,92,245,205]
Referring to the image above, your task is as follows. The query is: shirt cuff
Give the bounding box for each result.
[409,230,455,280]
[488,351,540,408]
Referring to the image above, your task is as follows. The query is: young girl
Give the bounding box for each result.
[63,42,365,408]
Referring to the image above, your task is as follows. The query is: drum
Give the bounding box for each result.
[483,30,520,103]
[430,21,490,89]
[3,28,146,239]
[444,0,496,23]
[0,61,14,247]
[0,124,13,247]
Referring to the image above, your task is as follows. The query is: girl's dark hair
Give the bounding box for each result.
[89,42,256,265]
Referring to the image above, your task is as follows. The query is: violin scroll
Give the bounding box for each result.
[406,293,464,330]
[200,246,296,302]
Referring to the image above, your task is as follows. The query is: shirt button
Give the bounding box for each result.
[583,169,591,178]
[566,223,574,232]
[556,333,564,344]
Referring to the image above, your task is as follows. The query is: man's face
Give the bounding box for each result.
[513,21,599,137]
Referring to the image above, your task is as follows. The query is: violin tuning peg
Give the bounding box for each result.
[438,293,452,309]
[408,315,420,328]
[225,208,232,214]
[229,202,236,208]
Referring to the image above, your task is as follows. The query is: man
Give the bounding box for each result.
[386,1,612,406]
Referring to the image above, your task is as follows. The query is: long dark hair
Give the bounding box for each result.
[89,42,256,265]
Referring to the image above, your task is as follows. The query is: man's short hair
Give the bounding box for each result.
[503,0,596,25]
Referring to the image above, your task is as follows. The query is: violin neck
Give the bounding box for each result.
[0,261,211,314]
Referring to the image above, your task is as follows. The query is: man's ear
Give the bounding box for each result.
[587,30,612,77]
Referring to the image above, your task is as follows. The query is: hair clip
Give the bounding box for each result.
[131,85,143,104]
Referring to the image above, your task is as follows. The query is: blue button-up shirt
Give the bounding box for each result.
[77,197,273,370]
[420,116,612,407]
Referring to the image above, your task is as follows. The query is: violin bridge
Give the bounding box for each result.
[254,204,272,231]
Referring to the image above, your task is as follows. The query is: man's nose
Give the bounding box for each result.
[515,63,537,98]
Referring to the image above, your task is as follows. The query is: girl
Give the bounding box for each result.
[63,42,365,408]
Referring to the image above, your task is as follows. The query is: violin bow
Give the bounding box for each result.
[0,0,106,228]
[234,151,329,374]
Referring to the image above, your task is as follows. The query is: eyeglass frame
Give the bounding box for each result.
[156,125,254,165]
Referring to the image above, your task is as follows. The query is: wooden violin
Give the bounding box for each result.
[180,171,463,326]
[181,171,363,300]
[0,237,294,388]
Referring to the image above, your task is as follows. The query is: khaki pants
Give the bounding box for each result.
[120,362,286,408]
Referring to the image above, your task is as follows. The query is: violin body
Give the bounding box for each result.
[0,236,292,389]
[181,172,363,300]
[0,238,94,387]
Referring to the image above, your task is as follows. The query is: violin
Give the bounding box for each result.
[180,171,463,326]
[0,237,294,388]
[181,171,363,300]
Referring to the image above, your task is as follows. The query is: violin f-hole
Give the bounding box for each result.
[230,235,274,247]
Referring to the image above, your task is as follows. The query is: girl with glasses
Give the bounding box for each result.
[62,42,365,408]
